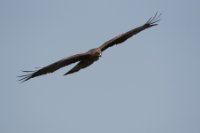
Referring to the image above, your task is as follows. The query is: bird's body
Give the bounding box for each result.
[64,48,102,75]
[19,13,161,82]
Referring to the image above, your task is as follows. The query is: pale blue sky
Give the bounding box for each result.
[1,0,200,133]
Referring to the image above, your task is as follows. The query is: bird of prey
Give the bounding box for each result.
[19,13,161,82]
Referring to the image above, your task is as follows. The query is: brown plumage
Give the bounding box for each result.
[18,13,161,82]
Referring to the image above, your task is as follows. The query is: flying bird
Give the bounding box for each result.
[19,13,161,82]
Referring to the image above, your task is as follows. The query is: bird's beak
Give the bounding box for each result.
[99,52,102,57]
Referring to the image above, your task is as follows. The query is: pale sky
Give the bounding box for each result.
[1,0,200,133]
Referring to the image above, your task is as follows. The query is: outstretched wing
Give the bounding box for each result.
[99,12,161,51]
[18,53,90,82]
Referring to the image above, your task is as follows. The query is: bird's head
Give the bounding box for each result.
[89,48,102,57]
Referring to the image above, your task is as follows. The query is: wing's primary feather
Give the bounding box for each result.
[18,53,90,82]
[99,12,161,51]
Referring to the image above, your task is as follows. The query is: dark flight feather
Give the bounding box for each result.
[99,12,161,51]
[18,53,90,82]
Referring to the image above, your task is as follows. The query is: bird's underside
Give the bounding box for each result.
[64,56,99,75]
[18,12,161,82]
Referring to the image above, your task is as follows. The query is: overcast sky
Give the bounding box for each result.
[1,0,200,133]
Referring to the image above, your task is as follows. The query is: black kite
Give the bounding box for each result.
[19,13,161,82]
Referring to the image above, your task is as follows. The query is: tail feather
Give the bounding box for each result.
[64,60,94,76]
